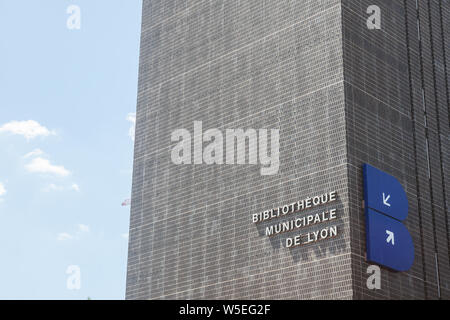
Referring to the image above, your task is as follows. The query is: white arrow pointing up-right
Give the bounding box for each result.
[383,193,391,207]
[386,230,395,245]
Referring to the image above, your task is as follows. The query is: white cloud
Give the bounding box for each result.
[78,224,90,233]
[25,157,70,177]
[126,113,136,142]
[42,183,80,193]
[121,233,129,240]
[42,184,64,192]
[0,182,6,197]
[0,120,55,140]
[57,224,89,242]
[57,233,73,241]
[23,149,44,159]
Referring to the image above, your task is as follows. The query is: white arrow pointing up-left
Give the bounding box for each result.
[386,230,395,245]
[383,193,391,207]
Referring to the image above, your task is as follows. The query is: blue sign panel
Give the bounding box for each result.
[365,209,414,272]
[363,164,409,221]
[363,163,414,271]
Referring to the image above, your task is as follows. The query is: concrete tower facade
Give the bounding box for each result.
[126,0,450,299]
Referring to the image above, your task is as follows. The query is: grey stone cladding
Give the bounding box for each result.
[342,0,450,299]
[126,0,449,300]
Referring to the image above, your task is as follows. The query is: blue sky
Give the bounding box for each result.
[0,1,142,299]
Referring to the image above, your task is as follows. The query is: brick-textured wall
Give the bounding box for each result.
[126,0,449,300]
[342,0,450,299]
[126,0,353,300]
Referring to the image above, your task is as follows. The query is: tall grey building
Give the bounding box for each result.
[126,0,450,299]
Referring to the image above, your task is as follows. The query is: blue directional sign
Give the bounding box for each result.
[363,164,409,221]
[363,164,414,271]
[366,209,414,272]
